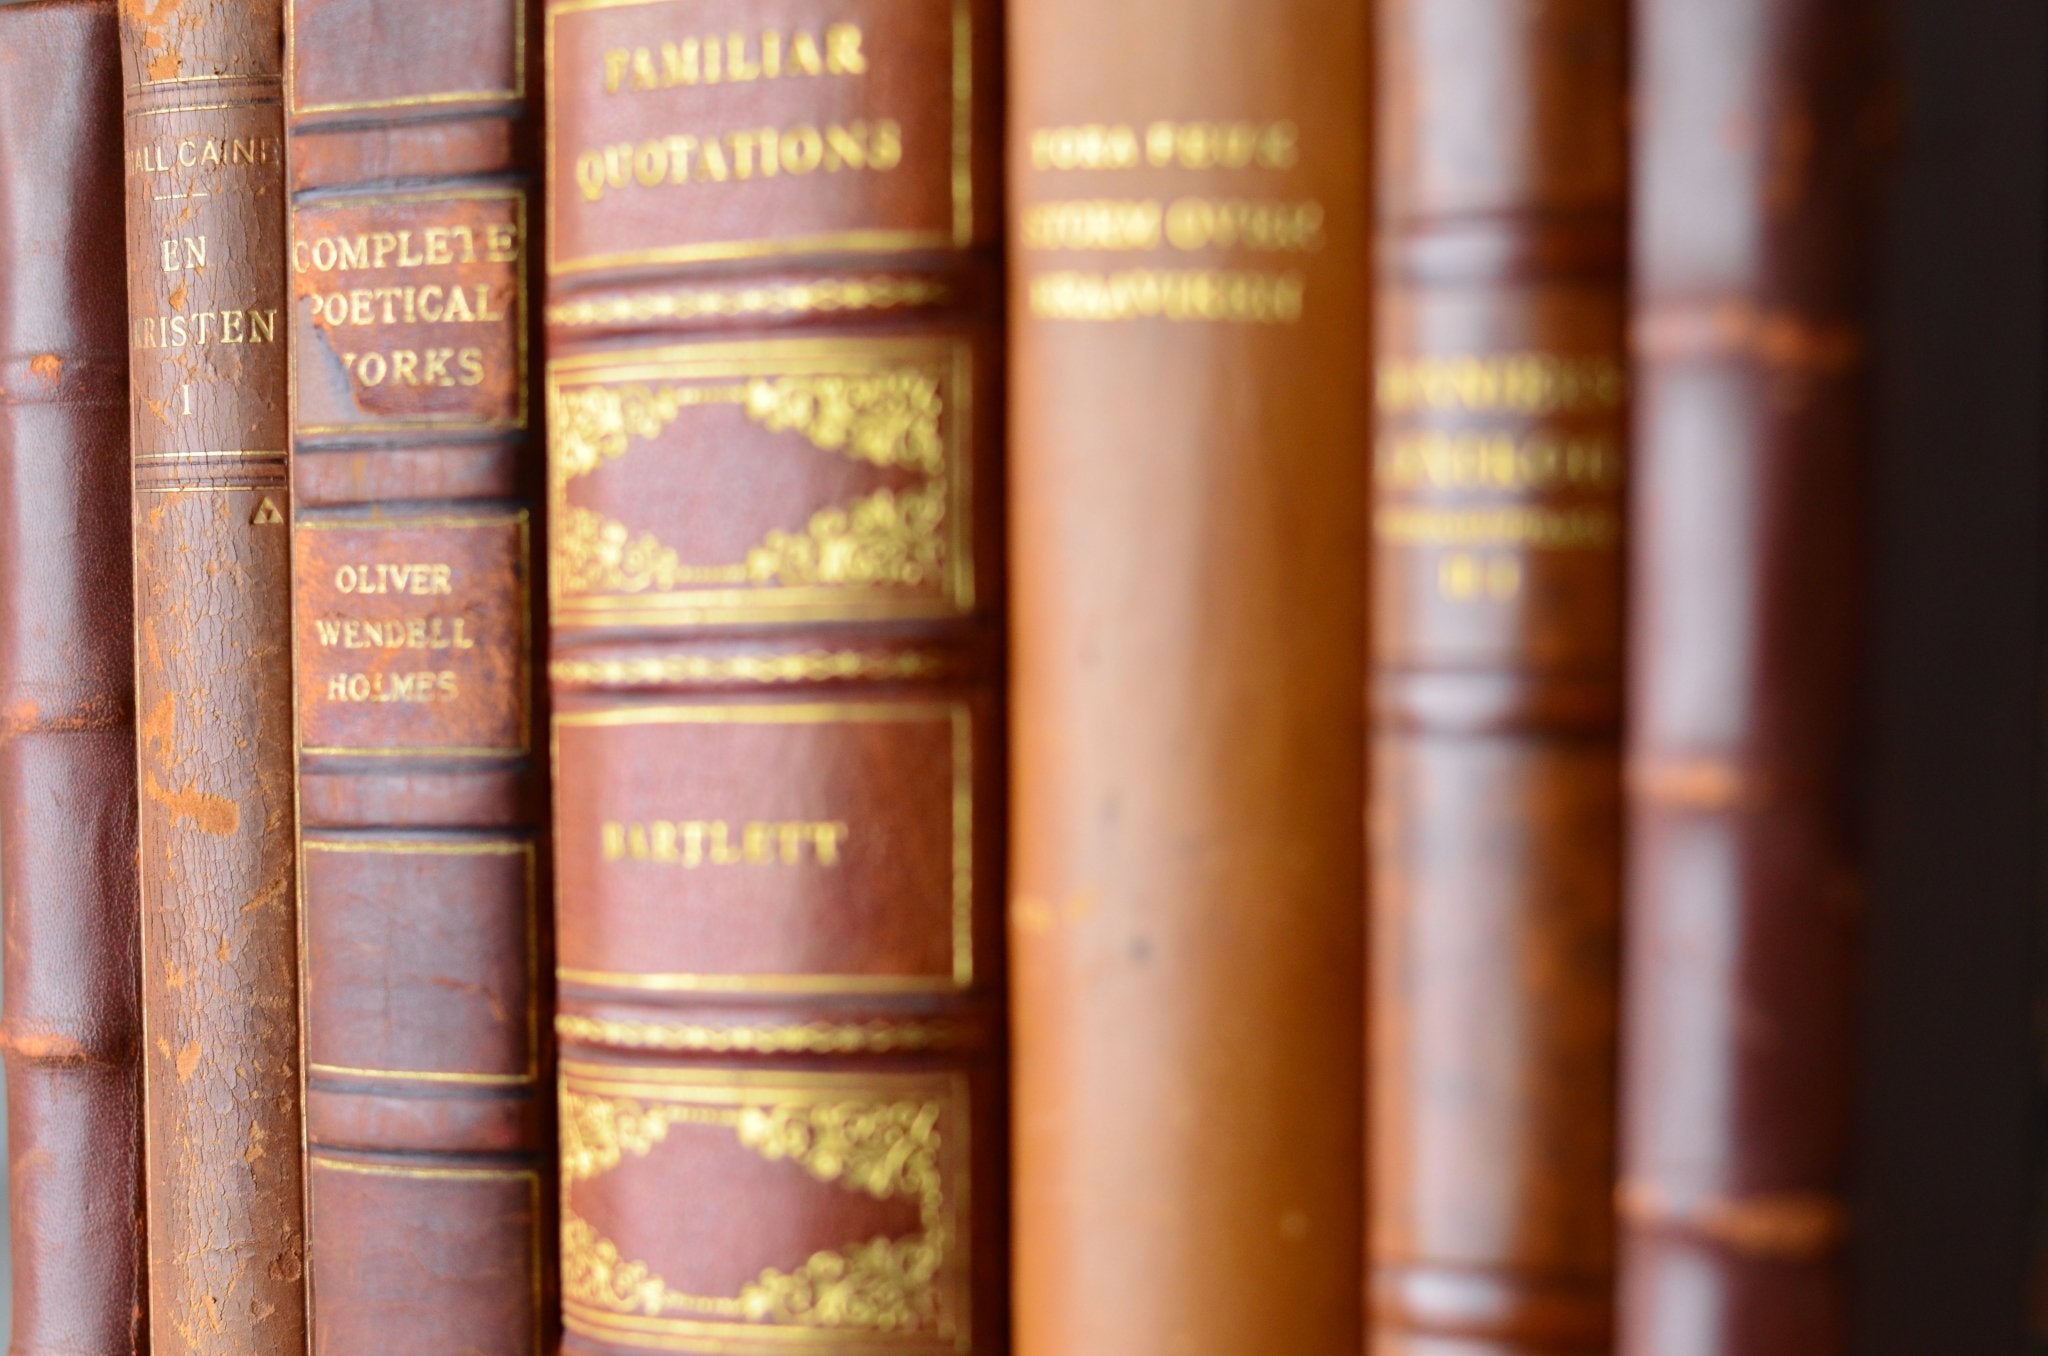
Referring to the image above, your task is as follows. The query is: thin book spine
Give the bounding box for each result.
[1370,0,1630,1349]
[283,0,552,1349]
[0,2,146,1350]
[1618,2,1891,1350]
[117,1,308,1351]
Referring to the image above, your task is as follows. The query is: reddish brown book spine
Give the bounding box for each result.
[1617,4,1889,1351]
[0,3,146,1351]
[1370,1,1629,1351]
[117,1,307,1351]
[1008,3,1370,1351]
[542,2,1006,1351]
[284,0,550,1349]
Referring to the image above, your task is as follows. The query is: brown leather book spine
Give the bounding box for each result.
[543,2,1006,1351]
[1009,4,1369,1352]
[117,2,308,1352]
[1370,2,1629,1351]
[0,3,146,1351]
[1617,5,1889,1352]
[284,2,551,1349]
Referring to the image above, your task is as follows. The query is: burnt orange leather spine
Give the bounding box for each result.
[543,2,1006,1351]
[0,3,147,1351]
[1617,4,1889,1351]
[118,1,308,1351]
[284,2,551,1350]
[1008,4,1369,1351]
[1370,2,1629,1351]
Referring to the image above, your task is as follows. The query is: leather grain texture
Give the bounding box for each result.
[1371,1,1629,1351]
[1618,3,1890,1352]
[1007,3,1370,1352]
[285,1,552,1349]
[0,3,147,1351]
[543,2,1008,1351]
[118,1,308,1351]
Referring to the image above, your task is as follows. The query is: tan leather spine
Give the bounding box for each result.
[1370,1,1629,1351]
[544,2,1008,1351]
[118,2,308,1351]
[1008,4,1370,1352]
[1618,3,1890,1351]
[0,3,146,1350]
[284,0,551,1348]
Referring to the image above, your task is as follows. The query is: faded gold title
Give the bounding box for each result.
[1375,352,1628,604]
[294,219,523,395]
[315,560,477,705]
[1022,120,1321,325]
[602,819,850,868]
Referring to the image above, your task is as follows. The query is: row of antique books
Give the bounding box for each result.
[0,0,1889,1352]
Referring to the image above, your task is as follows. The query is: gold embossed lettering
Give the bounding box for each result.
[599,819,852,868]
[601,24,864,92]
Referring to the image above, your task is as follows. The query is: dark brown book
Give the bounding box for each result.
[542,2,1007,1351]
[1617,3,1890,1351]
[0,3,146,1351]
[117,2,307,1351]
[1370,0,1629,1350]
[284,0,549,1350]
[1007,3,1370,1351]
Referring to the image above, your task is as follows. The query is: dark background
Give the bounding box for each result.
[1855,0,2047,1350]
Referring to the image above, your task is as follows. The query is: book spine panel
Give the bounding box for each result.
[0,7,147,1348]
[285,0,549,1349]
[117,2,308,1351]
[1007,2,1370,1351]
[1618,3,1889,1351]
[543,3,1008,1353]
[1371,0,1629,1349]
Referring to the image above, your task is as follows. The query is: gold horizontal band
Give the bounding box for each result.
[301,837,529,856]
[547,277,949,328]
[553,699,961,729]
[556,1014,974,1055]
[556,967,965,996]
[309,1061,535,1087]
[549,650,950,687]
[295,511,530,532]
[311,1156,537,1183]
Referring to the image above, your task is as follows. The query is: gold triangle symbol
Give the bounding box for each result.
[250,497,283,526]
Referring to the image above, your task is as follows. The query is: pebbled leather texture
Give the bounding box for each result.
[118,2,308,1351]
[0,3,147,1351]
[1371,1,1630,1351]
[543,2,1009,1352]
[286,1,553,1350]
[1618,3,1891,1352]
[1007,2,1371,1352]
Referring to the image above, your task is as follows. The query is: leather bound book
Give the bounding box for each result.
[0,3,146,1351]
[543,2,1006,1352]
[1370,1,1628,1351]
[285,2,550,1350]
[118,2,307,1351]
[1009,3,1369,1352]
[1618,4,1889,1352]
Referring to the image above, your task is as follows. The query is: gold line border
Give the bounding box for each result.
[291,185,531,434]
[542,0,973,276]
[308,1159,546,1350]
[295,511,534,756]
[558,1066,972,1349]
[545,334,975,625]
[552,700,975,995]
[301,838,541,1082]
[287,0,528,116]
